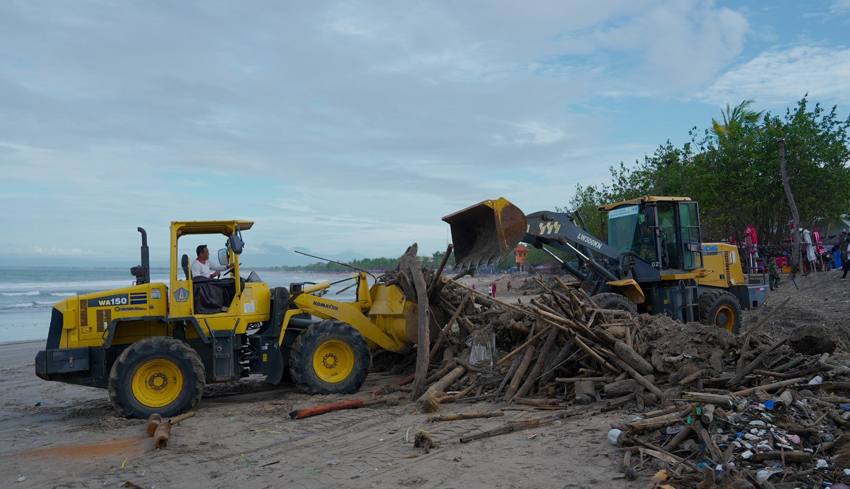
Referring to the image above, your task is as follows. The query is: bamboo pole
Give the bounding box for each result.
[732,377,803,396]
[427,412,504,423]
[729,336,788,385]
[625,410,689,433]
[514,327,559,399]
[417,366,467,403]
[505,343,538,401]
[496,326,551,367]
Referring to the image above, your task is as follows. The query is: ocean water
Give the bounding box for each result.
[0,267,365,345]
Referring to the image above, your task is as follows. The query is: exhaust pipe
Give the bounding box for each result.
[131,227,150,285]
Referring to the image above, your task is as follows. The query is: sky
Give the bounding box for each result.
[2,0,850,266]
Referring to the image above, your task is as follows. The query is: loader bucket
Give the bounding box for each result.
[442,198,527,270]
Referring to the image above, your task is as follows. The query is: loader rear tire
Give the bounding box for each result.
[591,293,638,316]
[108,337,205,419]
[699,290,741,334]
[289,320,370,395]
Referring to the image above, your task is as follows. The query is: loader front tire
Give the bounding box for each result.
[108,337,206,419]
[591,292,638,316]
[289,320,370,395]
[699,290,741,334]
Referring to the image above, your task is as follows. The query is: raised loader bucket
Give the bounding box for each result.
[442,198,527,270]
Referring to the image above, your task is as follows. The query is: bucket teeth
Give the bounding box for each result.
[442,198,527,271]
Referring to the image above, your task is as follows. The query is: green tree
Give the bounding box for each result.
[711,99,764,140]
[569,97,850,248]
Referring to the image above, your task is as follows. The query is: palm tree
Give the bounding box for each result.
[711,100,764,140]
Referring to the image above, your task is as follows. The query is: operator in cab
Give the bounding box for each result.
[634,217,656,263]
[192,244,233,279]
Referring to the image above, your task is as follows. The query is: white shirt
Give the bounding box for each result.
[191,259,228,278]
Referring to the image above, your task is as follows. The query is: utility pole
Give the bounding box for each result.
[778,138,802,273]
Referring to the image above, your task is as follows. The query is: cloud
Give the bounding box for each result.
[698,44,850,106]
[832,0,850,14]
[0,1,759,262]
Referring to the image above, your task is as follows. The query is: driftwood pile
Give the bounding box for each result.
[284,245,849,488]
[375,249,850,489]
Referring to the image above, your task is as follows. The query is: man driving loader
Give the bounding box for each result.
[634,215,656,263]
[192,244,233,278]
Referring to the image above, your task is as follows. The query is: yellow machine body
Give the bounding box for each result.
[696,243,746,288]
[37,220,421,419]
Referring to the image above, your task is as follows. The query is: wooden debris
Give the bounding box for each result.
[290,396,399,420]
[413,430,438,453]
[427,412,504,423]
[170,411,196,425]
[154,421,171,449]
[146,413,162,437]
[374,255,850,488]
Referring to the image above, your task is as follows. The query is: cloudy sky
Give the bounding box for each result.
[2,0,849,266]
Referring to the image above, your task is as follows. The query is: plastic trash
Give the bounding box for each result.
[607,428,624,446]
[816,459,828,469]
[468,330,496,367]
[762,400,776,410]
[809,375,824,385]
[16,476,25,482]
[756,469,782,482]
[741,450,753,459]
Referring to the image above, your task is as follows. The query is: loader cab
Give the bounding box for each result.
[169,220,257,322]
[601,197,703,273]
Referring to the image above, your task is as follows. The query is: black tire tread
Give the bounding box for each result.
[289,320,370,395]
[698,289,742,334]
[108,336,205,419]
[591,292,638,315]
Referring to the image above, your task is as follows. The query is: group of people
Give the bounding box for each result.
[763,230,850,289]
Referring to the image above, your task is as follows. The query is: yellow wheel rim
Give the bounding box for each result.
[714,305,737,332]
[132,359,183,408]
[313,340,354,383]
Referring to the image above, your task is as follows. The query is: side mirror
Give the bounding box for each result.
[229,234,244,255]
[218,248,229,266]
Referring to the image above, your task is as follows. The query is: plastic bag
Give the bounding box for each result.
[468,330,496,367]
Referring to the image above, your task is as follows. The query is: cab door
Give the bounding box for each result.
[678,202,703,270]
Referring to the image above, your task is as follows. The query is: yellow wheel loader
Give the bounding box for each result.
[443,197,768,333]
[35,221,420,418]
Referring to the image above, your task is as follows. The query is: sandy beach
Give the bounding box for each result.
[3,269,846,488]
[0,336,638,489]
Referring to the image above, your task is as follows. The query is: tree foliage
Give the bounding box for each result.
[570,98,850,245]
[265,251,453,273]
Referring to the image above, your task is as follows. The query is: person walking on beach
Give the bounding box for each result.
[192,245,233,279]
[507,280,512,291]
[491,282,497,298]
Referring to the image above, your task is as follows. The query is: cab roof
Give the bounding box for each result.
[598,196,692,212]
[170,220,254,235]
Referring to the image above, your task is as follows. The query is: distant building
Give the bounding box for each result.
[514,245,530,272]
